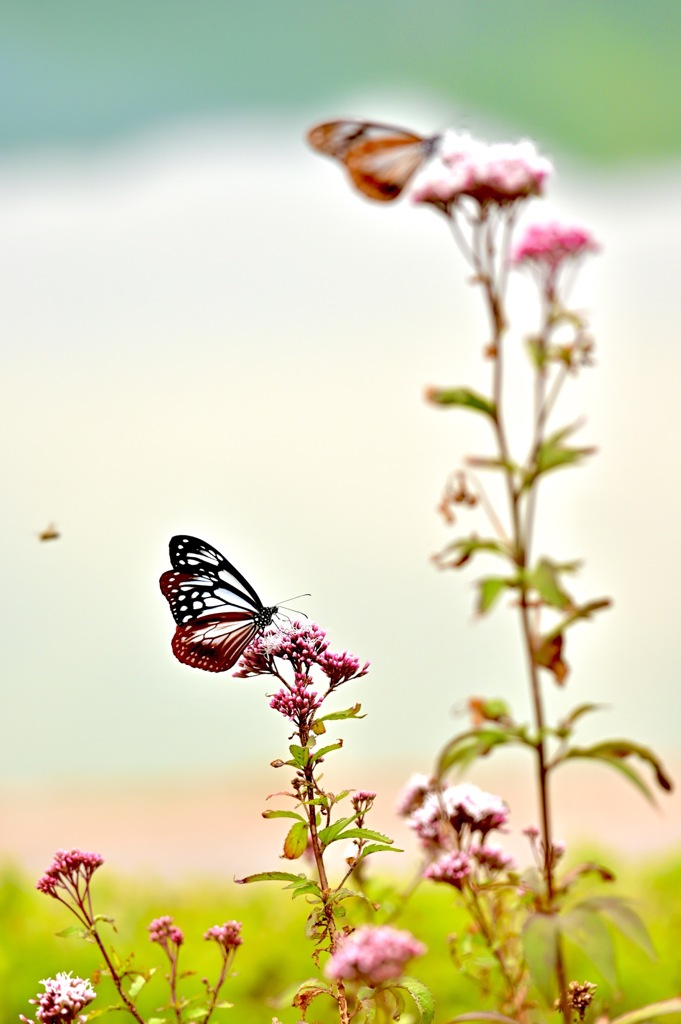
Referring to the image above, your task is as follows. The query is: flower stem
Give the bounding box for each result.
[90,926,146,1024]
[473,223,569,1020]
[302,763,350,1024]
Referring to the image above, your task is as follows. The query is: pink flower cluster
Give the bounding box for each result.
[425,843,515,889]
[36,849,104,899]
[204,920,243,952]
[148,915,184,947]
[236,621,369,689]
[351,790,376,813]
[511,221,600,271]
[412,131,552,209]
[407,782,509,844]
[423,850,472,889]
[269,673,323,723]
[326,926,426,986]
[524,824,567,872]
[397,777,514,886]
[20,972,96,1024]
[395,772,432,816]
[236,621,328,675]
[471,842,515,873]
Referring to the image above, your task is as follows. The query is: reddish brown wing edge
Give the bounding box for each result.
[171,612,258,673]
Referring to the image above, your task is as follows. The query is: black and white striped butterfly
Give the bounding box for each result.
[160,535,278,673]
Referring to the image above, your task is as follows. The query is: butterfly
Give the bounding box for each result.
[307,119,441,202]
[159,535,278,673]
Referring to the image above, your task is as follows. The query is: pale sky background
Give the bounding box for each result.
[1,1,680,812]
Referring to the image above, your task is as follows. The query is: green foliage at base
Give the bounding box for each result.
[3,851,681,1024]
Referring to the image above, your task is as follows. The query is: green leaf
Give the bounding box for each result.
[526,334,548,369]
[288,878,323,899]
[466,455,517,473]
[288,743,309,767]
[522,913,560,1003]
[561,748,656,804]
[524,422,596,488]
[291,979,334,1013]
[283,820,309,859]
[357,842,402,858]
[436,536,509,571]
[330,888,378,911]
[578,896,656,959]
[317,815,358,846]
[560,738,673,804]
[426,386,496,419]
[562,861,616,887]
[477,576,513,614]
[358,993,378,1024]
[544,597,612,640]
[527,558,572,610]
[261,809,307,822]
[273,977,332,1011]
[393,977,435,1024]
[235,870,309,885]
[591,740,673,792]
[310,739,343,763]
[390,986,406,1020]
[558,702,605,731]
[186,1008,210,1021]
[333,827,394,845]
[55,925,87,939]
[127,975,147,998]
[436,726,515,777]
[317,703,365,722]
[561,905,616,984]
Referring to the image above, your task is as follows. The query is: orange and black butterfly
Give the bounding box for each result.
[307,120,441,202]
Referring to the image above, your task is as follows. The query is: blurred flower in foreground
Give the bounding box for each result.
[326,926,426,986]
[408,782,509,846]
[511,221,599,271]
[412,132,552,209]
[20,972,95,1024]
[423,850,472,889]
[395,772,432,816]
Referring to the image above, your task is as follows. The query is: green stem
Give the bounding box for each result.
[302,763,350,1024]
[472,217,569,1020]
[90,926,147,1024]
[466,887,526,1018]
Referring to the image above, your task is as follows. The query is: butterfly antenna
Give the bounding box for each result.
[275,593,311,620]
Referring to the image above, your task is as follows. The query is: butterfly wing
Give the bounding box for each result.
[160,535,275,672]
[307,120,440,202]
[171,613,260,673]
[161,534,263,625]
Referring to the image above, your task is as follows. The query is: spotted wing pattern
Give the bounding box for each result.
[159,535,277,673]
[307,119,440,202]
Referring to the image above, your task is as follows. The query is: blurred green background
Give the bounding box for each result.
[2,0,680,161]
